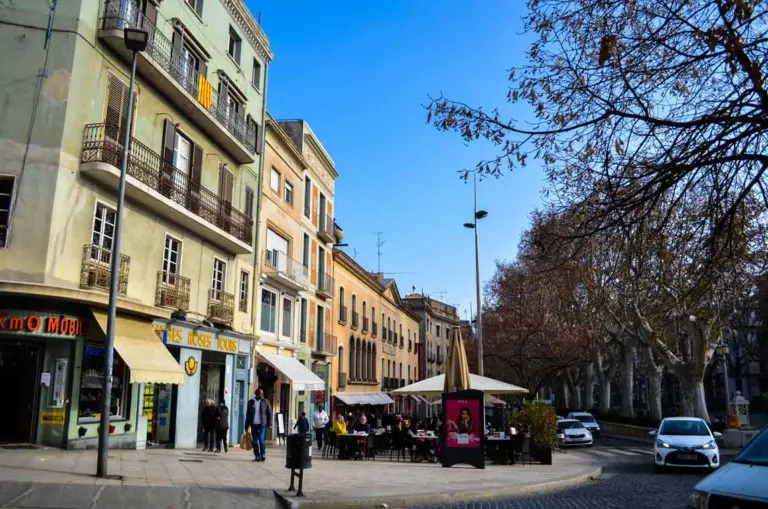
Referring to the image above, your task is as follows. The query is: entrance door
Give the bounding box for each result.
[0,342,41,443]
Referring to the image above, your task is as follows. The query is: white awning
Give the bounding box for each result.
[257,352,325,391]
[393,373,528,396]
[334,392,394,406]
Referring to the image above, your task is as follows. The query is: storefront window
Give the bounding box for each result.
[78,344,129,422]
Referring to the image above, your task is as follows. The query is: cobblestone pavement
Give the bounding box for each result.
[405,437,721,509]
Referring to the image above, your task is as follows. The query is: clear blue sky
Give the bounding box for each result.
[249,1,545,319]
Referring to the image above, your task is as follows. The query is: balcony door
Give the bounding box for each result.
[172,133,191,204]
[266,229,289,273]
[91,202,116,263]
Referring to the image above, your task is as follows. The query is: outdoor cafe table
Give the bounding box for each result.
[411,434,438,463]
[486,434,517,464]
[337,433,373,459]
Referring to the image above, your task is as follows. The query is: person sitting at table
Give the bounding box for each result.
[332,414,347,435]
[352,414,371,434]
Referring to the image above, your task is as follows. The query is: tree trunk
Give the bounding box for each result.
[558,379,570,410]
[571,382,583,410]
[583,362,596,410]
[620,343,635,418]
[598,376,612,413]
[647,370,663,422]
[678,371,710,422]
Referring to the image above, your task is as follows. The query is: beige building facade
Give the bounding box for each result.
[0,0,270,449]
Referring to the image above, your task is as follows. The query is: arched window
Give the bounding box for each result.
[362,301,367,319]
[363,341,369,381]
[339,346,344,380]
[368,343,373,381]
[349,337,355,380]
[407,365,410,383]
[399,362,403,380]
[373,345,377,380]
[339,287,346,322]
[352,294,357,313]
[356,337,362,381]
[387,359,391,377]
[381,358,384,383]
[387,317,391,343]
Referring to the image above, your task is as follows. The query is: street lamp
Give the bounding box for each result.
[463,173,487,376]
[715,341,731,416]
[97,27,148,479]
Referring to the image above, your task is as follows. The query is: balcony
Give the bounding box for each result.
[80,124,253,254]
[362,317,369,334]
[371,321,378,338]
[80,244,130,295]
[317,272,333,299]
[338,305,348,325]
[382,342,396,357]
[262,250,308,292]
[338,372,348,389]
[314,333,337,356]
[207,289,234,326]
[318,214,335,244]
[99,0,255,163]
[351,311,359,330]
[155,271,190,310]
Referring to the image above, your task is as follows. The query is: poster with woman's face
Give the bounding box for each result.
[445,398,481,448]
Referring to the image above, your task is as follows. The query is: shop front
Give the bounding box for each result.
[152,319,251,449]
[333,392,395,424]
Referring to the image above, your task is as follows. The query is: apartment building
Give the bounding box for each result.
[332,250,421,418]
[0,0,270,449]
[254,119,337,433]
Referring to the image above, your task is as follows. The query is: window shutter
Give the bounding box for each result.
[217,165,233,232]
[144,1,157,44]
[189,142,203,212]
[195,0,204,17]
[105,74,125,144]
[255,122,264,154]
[198,59,207,79]
[218,79,229,117]
[160,119,176,197]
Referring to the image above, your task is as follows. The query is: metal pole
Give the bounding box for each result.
[473,174,484,376]
[97,49,138,478]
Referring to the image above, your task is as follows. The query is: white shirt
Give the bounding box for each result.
[313,410,329,429]
[252,399,262,425]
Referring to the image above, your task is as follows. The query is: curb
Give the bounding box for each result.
[274,465,604,509]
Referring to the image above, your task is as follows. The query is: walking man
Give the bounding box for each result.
[313,405,329,449]
[245,389,272,461]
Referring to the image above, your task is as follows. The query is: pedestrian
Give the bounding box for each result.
[215,400,229,453]
[201,399,216,452]
[294,412,310,434]
[313,405,329,449]
[245,388,273,462]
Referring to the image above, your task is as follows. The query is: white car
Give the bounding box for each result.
[567,411,601,438]
[649,417,722,472]
[557,419,593,447]
[688,426,768,508]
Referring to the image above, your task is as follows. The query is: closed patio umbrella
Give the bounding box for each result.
[443,327,471,393]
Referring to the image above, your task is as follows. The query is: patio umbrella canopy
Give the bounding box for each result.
[394,373,529,396]
[443,327,471,393]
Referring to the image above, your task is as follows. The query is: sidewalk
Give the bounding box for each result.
[0,445,602,509]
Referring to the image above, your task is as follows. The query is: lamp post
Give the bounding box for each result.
[463,173,487,376]
[715,341,731,416]
[97,27,148,478]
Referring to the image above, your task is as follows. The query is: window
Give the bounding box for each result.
[239,270,249,313]
[284,182,294,205]
[270,167,280,192]
[162,235,182,280]
[446,327,450,339]
[260,288,277,333]
[266,228,289,271]
[252,58,262,89]
[244,186,254,219]
[91,202,116,262]
[79,344,128,422]
[281,297,293,338]
[228,26,242,64]
[303,176,311,218]
[300,298,308,342]
[302,233,310,268]
[436,324,441,338]
[0,176,15,247]
[211,258,226,300]
[319,193,327,230]
[185,0,203,16]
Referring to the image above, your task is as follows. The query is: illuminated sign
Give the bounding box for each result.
[0,311,88,338]
[153,322,241,354]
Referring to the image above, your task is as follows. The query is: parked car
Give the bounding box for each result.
[567,411,601,438]
[688,426,768,508]
[649,417,721,472]
[557,419,593,447]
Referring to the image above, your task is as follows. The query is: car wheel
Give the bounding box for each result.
[654,463,664,474]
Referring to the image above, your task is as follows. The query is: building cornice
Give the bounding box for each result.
[220,0,274,63]
[267,114,308,169]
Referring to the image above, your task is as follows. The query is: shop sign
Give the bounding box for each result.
[153,322,239,354]
[314,391,326,402]
[40,409,65,425]
[184,356,199,376]
[0,311,88,338]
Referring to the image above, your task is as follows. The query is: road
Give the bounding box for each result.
[406,437,722,509]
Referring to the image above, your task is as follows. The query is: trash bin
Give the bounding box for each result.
[286,433,312,470]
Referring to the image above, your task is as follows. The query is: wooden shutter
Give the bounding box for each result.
[160,119,176,197]
[218,79,229,118]
[217,164,233,231]
[255,121,264,154]
[144,1,157,45]
[105,74,136,167]
[189,142,203,212]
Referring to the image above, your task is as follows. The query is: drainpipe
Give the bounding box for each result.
[249,63,269,395]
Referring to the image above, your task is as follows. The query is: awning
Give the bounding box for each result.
[334,392,394,406]
[393,373,528,396]
[411,395,428,405]
[92,309,185,385]
[257,352,324,391]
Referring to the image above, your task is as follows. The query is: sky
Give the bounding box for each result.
[249,1,545,320]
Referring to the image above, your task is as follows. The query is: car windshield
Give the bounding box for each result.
[659,420,710,436]
[574,415,596,424]
[558,421,585,430]
[732,428,768,466]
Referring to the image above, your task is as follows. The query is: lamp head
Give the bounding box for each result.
[463,223,475,229]
[124,28,149,52]
[475,210,489,219]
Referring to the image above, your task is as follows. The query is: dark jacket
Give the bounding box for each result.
[216,405,229,430]
[294,417,310,434]
[245,397,273,431]
[201,404,217,430]
[352,422,371,434]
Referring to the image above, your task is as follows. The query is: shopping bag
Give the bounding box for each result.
[240,432,253,450]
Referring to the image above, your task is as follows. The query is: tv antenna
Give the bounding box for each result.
[376,232,385,273]
[432,290,448,301]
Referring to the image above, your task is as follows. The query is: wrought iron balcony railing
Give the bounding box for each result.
[155,271,190,310]
[317,272,334,297]
[81,123,253,245]
[338,305,348,324]
[208,288,234,325]
[315,333,337,356]
[80,244,130,295]
[338,372,348,389]
[351,311,359,329]
[371,321,378,338]
[263,249,309,288]
[362,316,369,333]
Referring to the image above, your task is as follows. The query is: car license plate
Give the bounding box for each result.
[678,454,697,461]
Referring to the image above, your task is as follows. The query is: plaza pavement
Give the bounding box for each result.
[0,444,602,509]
